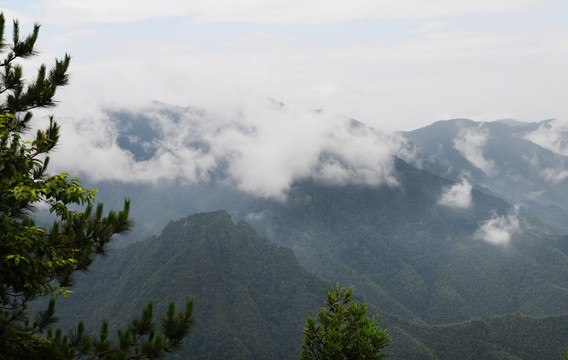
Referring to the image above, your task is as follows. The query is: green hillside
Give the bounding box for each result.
[51,210,568,359]
[242,159,568,324]
[381,311,568,359]
[84,155,568,326]
[55,210,327,359]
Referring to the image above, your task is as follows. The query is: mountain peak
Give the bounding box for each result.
[493,118,528,127]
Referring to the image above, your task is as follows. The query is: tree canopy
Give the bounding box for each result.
[300,280,391,360]
[0,13,194,358]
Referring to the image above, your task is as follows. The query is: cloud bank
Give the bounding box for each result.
[474,208,520,245]
[47,99,406,199]
[438,178,472,208]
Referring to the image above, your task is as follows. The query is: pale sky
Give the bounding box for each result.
[4,0,568,132]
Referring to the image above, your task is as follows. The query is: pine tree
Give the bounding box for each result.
[300,280,391,360]
[0,13,195,358]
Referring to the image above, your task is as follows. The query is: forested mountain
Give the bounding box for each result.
[383,311,568,359]
[54,210,568,359]
[241,159,568,324]
[50,104,568,359]
[54,210,327,359]
[402,119,568,230]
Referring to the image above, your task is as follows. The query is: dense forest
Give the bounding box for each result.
[53,210,568,359]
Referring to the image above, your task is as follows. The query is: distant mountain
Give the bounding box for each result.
[243,158,568,324]
[87,180,254,246]
[493,118,530,127]
[402,118,568,230]
[87,157,568,326]
[84,108,568,325]
[52,103,568,358]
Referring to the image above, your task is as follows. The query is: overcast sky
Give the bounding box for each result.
[4,0,568,133]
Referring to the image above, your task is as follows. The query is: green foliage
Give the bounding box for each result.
[0,13,194,358]
[43,298,195,359]
[0,16,70,127]
[301,280,391,360]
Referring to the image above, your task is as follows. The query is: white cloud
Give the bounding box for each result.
[540,167,568,183]
[524,119,568,157]
[49,110,216,184]
[46,99,406,199]
[522,141,568,184]
[244,211,266,222]
[453,127,495,175]
[438,178,472,208]
[474,208,520,245]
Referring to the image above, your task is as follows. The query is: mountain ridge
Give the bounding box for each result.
[55,210,327,359]
[53,210,568,359]
[402,118,568,230]
[48,103,568,358]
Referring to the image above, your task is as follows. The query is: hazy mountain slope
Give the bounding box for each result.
[402,119,568,229]
[55,104,568,353]
[381,311,568,360]
[243,159,568,324]
[87,180,254,245]
[85,151,568,325]
[77,107,568,327]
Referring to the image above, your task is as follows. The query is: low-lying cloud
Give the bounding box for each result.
[453,127,495,175]
[540,167,568,183]
[524,119,568,157]
[474,208,520,245]
[438,178,472,209]
[523,149,568,184]
[48,98,407,199]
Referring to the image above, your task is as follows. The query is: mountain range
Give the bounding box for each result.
[49,103,568,359]
[403,118,568,230]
